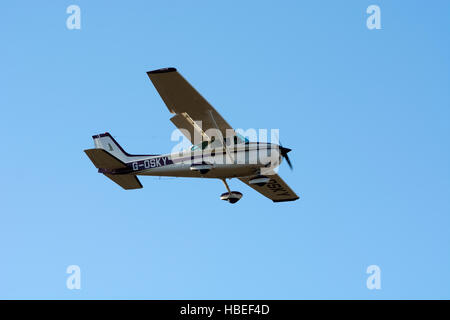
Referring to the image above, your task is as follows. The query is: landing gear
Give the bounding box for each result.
[220,179,243,204]
[220,191,243,204]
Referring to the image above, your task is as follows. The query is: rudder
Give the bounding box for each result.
[92,132,130,163]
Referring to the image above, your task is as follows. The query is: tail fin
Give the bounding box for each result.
[85,133,145,190]
[92,132,131,163]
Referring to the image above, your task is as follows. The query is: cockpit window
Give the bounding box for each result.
[190,140,209,151]
[235,133,250,144]
[191,134,248,151]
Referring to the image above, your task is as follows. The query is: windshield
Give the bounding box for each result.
[235,133,250,144]
[190,134,249,151]
[190,140,209,151]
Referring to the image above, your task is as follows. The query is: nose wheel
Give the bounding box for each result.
[220,179,243,204]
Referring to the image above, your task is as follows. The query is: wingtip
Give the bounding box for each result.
[147,67,177,75]
[272,197,300,203]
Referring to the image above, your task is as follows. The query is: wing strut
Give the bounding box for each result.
[208,110,234,162]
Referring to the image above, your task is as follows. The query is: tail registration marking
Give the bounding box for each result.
[132,156,172,171]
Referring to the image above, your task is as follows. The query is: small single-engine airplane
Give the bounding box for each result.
[85,68,299,203]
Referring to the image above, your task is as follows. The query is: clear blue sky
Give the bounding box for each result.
[1,0,449,299]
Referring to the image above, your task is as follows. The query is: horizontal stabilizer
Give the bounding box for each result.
[85,148,142,190]
[84,148,127,169]
[104,174,143,190]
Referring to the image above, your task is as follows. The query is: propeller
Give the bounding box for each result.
[279,144,293,170]
[273,130,293,170]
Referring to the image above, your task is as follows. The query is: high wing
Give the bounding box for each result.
[147,68,234,144]
[239,173,299,202]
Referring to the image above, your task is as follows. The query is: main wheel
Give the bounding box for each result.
[220,191,243,204]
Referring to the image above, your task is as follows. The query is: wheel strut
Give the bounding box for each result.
[221,179,231,193]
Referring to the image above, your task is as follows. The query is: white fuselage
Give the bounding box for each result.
[128,142,282,179]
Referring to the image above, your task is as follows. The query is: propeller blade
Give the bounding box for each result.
[279,146,293,170]
[284,153,293,170]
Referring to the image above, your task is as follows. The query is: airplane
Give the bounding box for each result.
[84,67,299,204]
